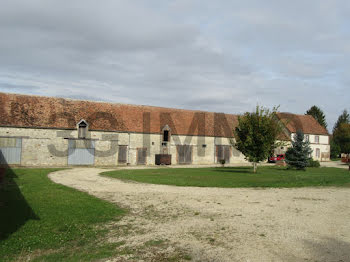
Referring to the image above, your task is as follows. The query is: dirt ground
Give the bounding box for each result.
[49,168,350,262]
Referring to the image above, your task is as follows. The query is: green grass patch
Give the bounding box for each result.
[144,239,165,247]
[102,166,350,188]
[0,168,125,261]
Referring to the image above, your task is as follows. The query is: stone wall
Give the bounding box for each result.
[0,127,248,166]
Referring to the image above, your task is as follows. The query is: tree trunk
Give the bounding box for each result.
[253,162,257,173]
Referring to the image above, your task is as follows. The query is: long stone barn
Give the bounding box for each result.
[0,92,330,167]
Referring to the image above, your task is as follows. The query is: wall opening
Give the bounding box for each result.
[78,120,88,139]
[163,130,169,142]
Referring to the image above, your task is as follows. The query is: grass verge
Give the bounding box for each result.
[0,168,125,261]
[102,166,350,188]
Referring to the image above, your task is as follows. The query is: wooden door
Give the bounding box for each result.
[137,148,147,165]
[216,145,231,163]
[177,145,192,164]
[118,145,128,164]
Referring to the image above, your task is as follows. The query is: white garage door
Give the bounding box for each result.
[68,139,95,165]
[0,137,22,165]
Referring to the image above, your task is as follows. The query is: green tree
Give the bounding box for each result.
[332,109,350,134]
[306,105,327,129]
[330,137,341,159]
[333,123,350,154]
[232,106,282,173]
[285,130,312,170]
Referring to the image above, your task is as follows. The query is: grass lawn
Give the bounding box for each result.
[102,166,350,188]
[0,168,125,262]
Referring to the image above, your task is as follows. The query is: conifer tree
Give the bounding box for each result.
[333,109,350,134]
[331,110,350,158]
[285,130,312,170]
[333,123,350,154]
[306,106,327,129]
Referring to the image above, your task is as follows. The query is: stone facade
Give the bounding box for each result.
[275,134,330,161]
[292,133,330,161]
[0,126,247,166]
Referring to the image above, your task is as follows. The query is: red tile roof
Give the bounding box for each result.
[276,112,329,136]
[0,92,238,137]
[0,93,329,138]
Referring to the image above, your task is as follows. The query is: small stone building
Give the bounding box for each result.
[0,92,330,167]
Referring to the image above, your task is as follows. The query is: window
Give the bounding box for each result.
[316,148,320,158]
[305,135,309,142]
[162,125,171,143]
[315,135,319,144]
[78,120,88,139]
[163,130,169,142]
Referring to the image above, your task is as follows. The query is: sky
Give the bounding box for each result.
[0,0,349,131]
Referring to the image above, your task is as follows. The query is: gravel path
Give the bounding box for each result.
[49,168,350,262]
[321,160,349,169]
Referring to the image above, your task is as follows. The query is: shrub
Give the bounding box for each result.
[308,159,320,168]
[220,159,226,167]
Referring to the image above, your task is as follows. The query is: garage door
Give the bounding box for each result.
[0,137,22,165]
[68,139,95,165]
[177,145,192,164]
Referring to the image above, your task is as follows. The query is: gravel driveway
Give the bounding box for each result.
[49,168,350,262]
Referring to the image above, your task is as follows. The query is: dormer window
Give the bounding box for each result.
[163,130,169,142]
[162,125,171,144]
[78,120,88,139]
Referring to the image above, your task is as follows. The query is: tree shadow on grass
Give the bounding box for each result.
[213,166,289,174]
[213,167,253,174]
[0,157,39,241]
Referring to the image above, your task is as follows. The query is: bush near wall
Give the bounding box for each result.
[308,159,320,168]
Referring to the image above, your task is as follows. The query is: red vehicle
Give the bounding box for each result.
[268,154,285,163]
[341,156,350,163]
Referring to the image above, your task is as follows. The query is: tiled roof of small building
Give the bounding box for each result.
[0,92,238,137]
[276,112,329,136]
